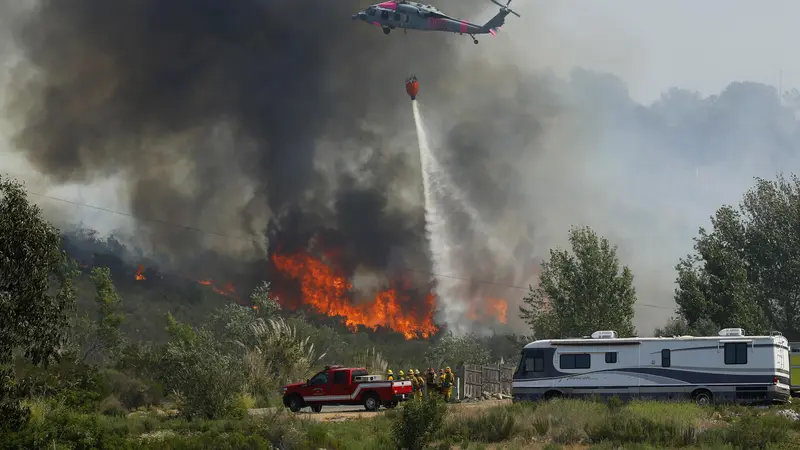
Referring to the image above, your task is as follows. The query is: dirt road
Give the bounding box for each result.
[250,399,510,422]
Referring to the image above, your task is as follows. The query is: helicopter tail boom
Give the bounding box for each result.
[482,0,519,32]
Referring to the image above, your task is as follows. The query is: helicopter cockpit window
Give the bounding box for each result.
[381,10,389,20]
[367,7,376,16]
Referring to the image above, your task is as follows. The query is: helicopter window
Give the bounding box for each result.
[367,7,376,16]
[381,10,389,20]
[393,12,401,21]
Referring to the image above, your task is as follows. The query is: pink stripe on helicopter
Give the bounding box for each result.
[377,1,397,9]
[460,21,467,33]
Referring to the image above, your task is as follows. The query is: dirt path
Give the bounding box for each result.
[250,399,511,422]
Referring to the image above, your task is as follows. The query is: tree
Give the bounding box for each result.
[674,174,800,338]
[159,313,245,419]
[424,331,491,368]
[520,226,637,339]
[68,267,125,364]
[0,175,77,429]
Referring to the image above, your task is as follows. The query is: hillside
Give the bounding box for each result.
[62,228,523,369]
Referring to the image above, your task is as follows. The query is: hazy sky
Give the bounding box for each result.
[522,0,798,103]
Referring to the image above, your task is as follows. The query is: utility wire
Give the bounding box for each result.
[28,190,676,310]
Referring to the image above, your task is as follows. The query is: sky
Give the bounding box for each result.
[525,0,799,103]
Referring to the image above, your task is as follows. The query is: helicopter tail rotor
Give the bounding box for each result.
[490,0,520,18]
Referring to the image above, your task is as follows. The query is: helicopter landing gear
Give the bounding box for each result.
[468,34,478,44]
[383,27,391,35]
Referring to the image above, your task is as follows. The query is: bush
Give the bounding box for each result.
[102,369,163,410]
[392,396,448,450]
[698,414,793,450]
[98,395,127,417]
[159,314,245,420]
[442,406,517,443]
[585,410,698,447]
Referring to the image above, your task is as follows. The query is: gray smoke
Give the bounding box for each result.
[2,0,799,335]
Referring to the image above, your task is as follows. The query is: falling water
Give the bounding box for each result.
[412,101,470,331]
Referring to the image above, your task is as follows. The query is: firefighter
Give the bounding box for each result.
[410,370,420,400]
[414,370,425,401]
[386,369,394,381]
[437,368,445,397]
[442,366,455,402]
[398,370,405,381]
[425,368,437,398]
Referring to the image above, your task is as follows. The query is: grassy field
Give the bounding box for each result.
[6,397,800,449]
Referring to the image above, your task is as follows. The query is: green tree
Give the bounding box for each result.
[0,176,77,429]
[159,313,245,419]
[250,281,281,317]
[520,226,637,339]
[674,174,800,338]
[424,331,491,368]
[78,267,125,364]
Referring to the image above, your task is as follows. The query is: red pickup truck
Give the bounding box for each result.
[283,365,414,412]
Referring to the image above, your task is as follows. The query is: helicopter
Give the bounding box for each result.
[351,0,520,44]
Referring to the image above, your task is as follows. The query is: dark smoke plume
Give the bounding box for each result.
[8,0,799,335]
[5,0,490,286]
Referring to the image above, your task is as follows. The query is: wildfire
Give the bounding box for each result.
[466,297,509,324]
[272,251,439,340]
[135,264,147,281]
[197,279,240,301]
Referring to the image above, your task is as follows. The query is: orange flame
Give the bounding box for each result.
[135,264,146,281]
[197,279,240,301]
[272,251,438,340]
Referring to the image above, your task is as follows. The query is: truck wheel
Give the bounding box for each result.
[311,404,323,413]
[364,393,380,412]
[287,394,304,413]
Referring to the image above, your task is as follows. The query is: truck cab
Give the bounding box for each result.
[283,365,413,412]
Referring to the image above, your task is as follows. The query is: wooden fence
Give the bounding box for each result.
[455,363,514,400]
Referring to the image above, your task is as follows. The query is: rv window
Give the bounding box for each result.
[523,353,545,373]
[661,349,671,367]
[333,371,348,385]
[724,342,748,365]
[560,353,591,370]
[605,352,618,364]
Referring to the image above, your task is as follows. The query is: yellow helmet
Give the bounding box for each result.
[415,369,421,375]
[445,366,451,372]
[399,370,405,376]
[387,369,393,374]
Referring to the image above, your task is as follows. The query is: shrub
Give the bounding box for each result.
[442,406,517,443]
[98,395,127,417]
[699,414,792,450]
[159,313,245,420]
[102,369,163,410]
[585,410,698,447]
[392,395,448,450]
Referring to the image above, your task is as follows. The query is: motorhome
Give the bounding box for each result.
[512,328,791,405]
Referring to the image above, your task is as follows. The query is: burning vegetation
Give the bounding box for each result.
[129,250,509,340]
[271,250,439,340]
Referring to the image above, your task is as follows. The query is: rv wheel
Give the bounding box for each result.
[543,390,562,401]
[692,389,713,406]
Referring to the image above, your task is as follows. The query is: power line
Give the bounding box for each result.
[28,190,676,310]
